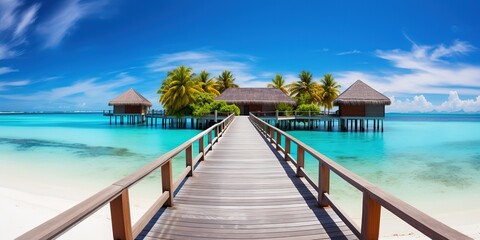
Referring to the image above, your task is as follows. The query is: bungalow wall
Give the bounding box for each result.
[113,105,125,114]
[339,104,386,117]
[234,103,276,115]
[365,104,385,117]
[339,104,365,117]
[113,105,148,114]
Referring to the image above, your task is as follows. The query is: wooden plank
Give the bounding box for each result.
[110,189,133,240]
[138,116,355,240]
[161,161,174,207]
[361,191,381,240]
[319,162,330,207]
[132,191,169,238]
[186,145,193,176]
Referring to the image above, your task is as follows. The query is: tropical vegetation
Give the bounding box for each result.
[288,71,322,104]
[158,66,240,116]
[319,74,341,113]
[267,74,288,94]
[196,70,220,96]
[216,70,238,93]
[296,103,320,116]
[158,65,200,115]
[158,65,342,117]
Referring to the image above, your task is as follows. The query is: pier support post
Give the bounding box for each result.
[110,189,133,240]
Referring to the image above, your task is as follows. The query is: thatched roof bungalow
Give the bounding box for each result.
[215,88,296,115]
[333,80,391,117]
[109,88,152,115]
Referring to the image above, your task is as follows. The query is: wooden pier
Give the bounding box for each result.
[104,109,229,129]
[17,115,471,240]
[253,111,385,132]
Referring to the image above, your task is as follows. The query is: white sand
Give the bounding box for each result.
[2,185,480,240]
[0,180,162,240]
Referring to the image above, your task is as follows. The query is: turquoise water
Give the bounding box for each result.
[1,113,479,223]
[0,113,201,200]
[285,113,480,222]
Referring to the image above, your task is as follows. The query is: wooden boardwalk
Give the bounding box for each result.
[137,116,356,240]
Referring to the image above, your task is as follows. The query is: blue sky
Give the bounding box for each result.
[1,0,480,112]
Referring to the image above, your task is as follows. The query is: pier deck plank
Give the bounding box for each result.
[137,116,356,240]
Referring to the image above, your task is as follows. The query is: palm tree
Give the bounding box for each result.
[216,70,238,93]
[288,71,322,104]
[196,70,220,96]
[267,74,288,94]
[158,65,201,112]
[319,74,341,114]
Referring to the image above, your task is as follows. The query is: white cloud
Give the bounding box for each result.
[387,91,480,113]
[0,0,21,31]
[388,95,435,112]
[0,79,30,91]
[0,66,18,74]
[14,3,41,37]
[0,73,137,110]
[337,50,361,56]
[0,44,17,60]
[0,1,41,62]
[36,0,107,48]
[149,50,269,87]
[335,40,480,96]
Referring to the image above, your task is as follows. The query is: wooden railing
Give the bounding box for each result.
[250,110,338,118]
[249,113,471,240]
[17,114,235,240]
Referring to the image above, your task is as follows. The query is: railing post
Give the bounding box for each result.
[214,126,218,141]
[110,189,133,240]
[270,127,274,143]
[319,162,330,207]
[214,110,218,122]
[361,191,381,240]
[199,136,204,161]
[186,144,193,176]
[296,146,304,177]
[161,161,174,207]
[276,130,281,150]
[285,138,291,161]
[276,110,279,118]
[208,131,212,145]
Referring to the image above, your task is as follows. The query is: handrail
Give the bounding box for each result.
[17,114,235,240]
[250,110,338,117]
[249,113,471,240]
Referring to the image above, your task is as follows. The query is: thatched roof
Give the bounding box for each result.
[333,80,391,105]
[215,88,296,105]
[108,88,152,106]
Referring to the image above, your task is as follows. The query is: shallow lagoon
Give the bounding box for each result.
[1,113,479,237]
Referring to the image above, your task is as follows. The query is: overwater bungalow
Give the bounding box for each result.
[333,80,391,131]
[105,88,152,125]
[215,88,296,115]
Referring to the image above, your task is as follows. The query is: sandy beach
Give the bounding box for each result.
[2,183,479,239]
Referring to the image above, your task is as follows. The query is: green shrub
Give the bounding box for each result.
[219,104,240,115]
[296,103,320,116]
[275,103,294,116]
